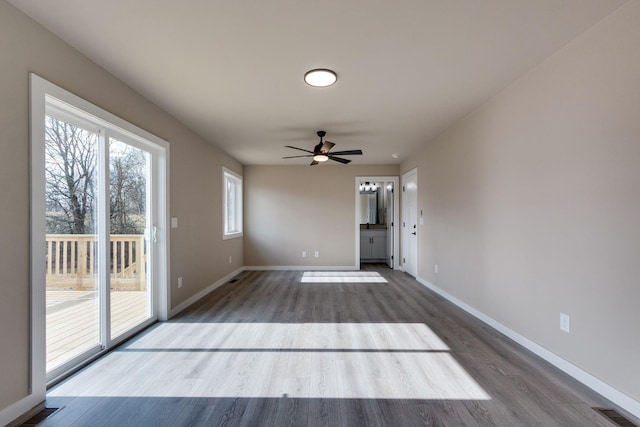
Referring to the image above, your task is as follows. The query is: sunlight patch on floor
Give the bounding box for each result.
[301,271,388,283]
[49,322,490,400]
[127,323,450,351]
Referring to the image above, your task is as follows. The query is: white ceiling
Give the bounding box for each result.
[10,0,626,165]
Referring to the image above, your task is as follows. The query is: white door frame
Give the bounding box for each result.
[28,74,170,398]
[354,176,400,270]
[401,169,418,277]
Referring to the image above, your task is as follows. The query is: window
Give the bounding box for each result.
[223,167,243,239]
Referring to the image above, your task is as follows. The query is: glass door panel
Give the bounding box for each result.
[109,138,151,339]
[37,79,167,385]
[44,115,101,373]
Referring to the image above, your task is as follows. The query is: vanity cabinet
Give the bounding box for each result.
[360,229,387,261]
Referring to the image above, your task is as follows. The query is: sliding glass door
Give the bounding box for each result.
[36,79,168,382]
[44,114,102,373]
[108,137,152,340]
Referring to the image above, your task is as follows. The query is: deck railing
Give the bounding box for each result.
[46,234,146,290]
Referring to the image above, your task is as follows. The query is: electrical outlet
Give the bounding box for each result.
[171,217,178,228]
[560,313,570,333]
[302,251,306,258]
[178,277,183,288]
[314,251,319,258]
[434,264,438,273]
[228,256,232,264]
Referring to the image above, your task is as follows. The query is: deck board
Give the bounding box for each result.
[46,290,148,371]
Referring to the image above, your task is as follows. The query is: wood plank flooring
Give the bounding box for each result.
[42,267,637,426]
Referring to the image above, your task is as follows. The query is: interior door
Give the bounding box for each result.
[402,169,418,277]
[386,182,394,268]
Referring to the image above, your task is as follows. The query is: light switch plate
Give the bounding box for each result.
[560,313,570,333]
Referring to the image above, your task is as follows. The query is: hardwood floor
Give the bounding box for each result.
[41,267,635,426]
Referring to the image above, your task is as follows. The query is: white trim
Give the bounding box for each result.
[415,276,640,420]
[0,398,44,427]
[244,265,360,271]
[354,176,400,270]
[222,167,243,240]
[169,267,245,318]
[158,149,170,321]
[24,73,48,426]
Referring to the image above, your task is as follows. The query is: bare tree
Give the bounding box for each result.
[45,117,147,235]
[45,116,98,234]
[110,142,147,234]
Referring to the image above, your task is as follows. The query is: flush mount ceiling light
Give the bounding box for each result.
[304,69,337,87]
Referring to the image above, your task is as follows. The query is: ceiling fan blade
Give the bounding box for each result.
[310,160,319,166]
[321,141,336,153]
[282,155,313,159]
[285,145,315,154]
[328,156,351,164]
[329,149,363,156]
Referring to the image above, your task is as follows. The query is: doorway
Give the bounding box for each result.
[355,176,399,270]
[401,169,418,277]
[31,74,169,386]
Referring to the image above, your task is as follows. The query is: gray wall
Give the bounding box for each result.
[0,1,242,412]
[402,2,640,401]
[244,165,399,267]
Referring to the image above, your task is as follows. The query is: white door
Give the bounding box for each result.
[386,182,394,268]
[402,169,418,277]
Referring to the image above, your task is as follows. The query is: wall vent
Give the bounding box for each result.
[593,408,637,427]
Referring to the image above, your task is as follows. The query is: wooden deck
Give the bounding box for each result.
[46,290,148,371]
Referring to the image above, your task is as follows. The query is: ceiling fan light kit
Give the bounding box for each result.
[304,69,337,87]
[283,130,363,166]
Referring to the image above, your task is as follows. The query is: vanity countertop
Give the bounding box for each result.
[360,224,387,230]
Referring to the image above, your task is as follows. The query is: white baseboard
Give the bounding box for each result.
[244,265,359,271]
[415,276,640,420]
[168,267,245,318]
[0,394,44,427]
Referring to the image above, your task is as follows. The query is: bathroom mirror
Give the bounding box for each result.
[359,192,377,224]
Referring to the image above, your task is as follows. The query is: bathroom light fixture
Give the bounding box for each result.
[360,181,378,192]
[304,69,337,87]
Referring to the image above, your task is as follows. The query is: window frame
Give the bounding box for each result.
[222,167,243,240]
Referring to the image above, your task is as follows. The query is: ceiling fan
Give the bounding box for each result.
[282,131,363,165]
